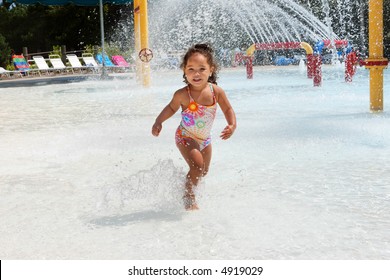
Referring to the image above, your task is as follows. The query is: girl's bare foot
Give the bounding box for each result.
[183,192,199,210]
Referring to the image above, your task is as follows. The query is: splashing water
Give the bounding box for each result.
[98,159,187,214]
[148,0,339,52]
[321,0,338,63]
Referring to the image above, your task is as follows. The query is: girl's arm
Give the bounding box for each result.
[152,91,182,137]
[216,87,237,140]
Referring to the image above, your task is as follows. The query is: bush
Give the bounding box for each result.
[50,45,61,57]
[0,33,11,68]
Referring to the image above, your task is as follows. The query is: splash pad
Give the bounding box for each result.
[0,0,389,260]
[0,65,389,259]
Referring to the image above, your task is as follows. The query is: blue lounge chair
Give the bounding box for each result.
[95,53,116,67]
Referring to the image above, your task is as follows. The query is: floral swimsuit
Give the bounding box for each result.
[175,83,217,151]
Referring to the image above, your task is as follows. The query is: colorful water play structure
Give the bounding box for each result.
[244,40,353,87]
[244,42,309,79]
[4,0,388,111]
[131,0,388,111]
[241,0,388,111]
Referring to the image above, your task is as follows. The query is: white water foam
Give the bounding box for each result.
[97,159,186,215]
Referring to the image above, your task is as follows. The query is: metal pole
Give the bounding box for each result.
[61,45,67,65]
[99,0,107,78]
[22,47,28,60]
[140,0,150,87]
[365,0,388,112]
[134,0,142,83]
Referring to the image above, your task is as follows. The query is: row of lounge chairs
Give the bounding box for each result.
[1,53,134,78]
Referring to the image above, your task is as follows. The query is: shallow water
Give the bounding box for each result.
[0,65,389,259]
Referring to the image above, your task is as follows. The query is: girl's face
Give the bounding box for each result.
[184,53,214,87]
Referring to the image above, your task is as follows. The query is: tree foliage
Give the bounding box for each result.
[0,3,133,63]
[0,32,11,67]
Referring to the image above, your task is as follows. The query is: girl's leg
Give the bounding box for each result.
[201,144,212,177]
[177,140,204,210]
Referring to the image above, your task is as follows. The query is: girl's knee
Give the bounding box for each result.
[190,161,204,175]
[189,150,204,168]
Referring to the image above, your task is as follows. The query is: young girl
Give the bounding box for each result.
[152,43,236,210]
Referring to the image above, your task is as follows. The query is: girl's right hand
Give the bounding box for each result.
[220,124,235,140]
[152,122,162,136]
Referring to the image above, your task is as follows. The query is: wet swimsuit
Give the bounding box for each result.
[175,83,217,151]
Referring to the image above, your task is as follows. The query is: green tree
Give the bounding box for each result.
[0,3,132,54]
[0,33,11,68]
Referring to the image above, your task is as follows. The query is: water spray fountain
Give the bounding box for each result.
[142,0,387,110]
[148,0,338,51]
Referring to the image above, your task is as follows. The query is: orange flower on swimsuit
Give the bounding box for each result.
[187,101,205,118]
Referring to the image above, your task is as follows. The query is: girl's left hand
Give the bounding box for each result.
[220,124,235,140]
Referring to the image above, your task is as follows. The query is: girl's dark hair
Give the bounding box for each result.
[180,43,219,85]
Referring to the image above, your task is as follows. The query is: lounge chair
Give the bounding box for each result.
[111,55,135,72]
[33,55,55,75]
[12,54,39,76]
[81,53,100,72]
[0,67,10,78]
[96,53,116,67]
[96,53,121,73]
[111,55,129,67]
[49,54,73,74]
[0,66,23,79]
[66,54,88,73]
